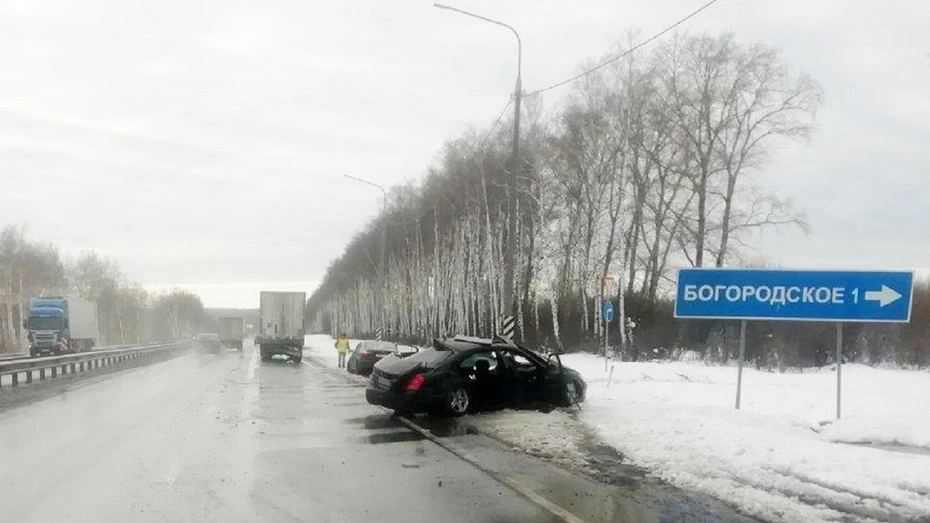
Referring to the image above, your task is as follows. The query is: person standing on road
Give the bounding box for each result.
[335,334,351,368]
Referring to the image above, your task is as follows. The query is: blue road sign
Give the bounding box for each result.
[674,269,913,322]
[603,301,615,322]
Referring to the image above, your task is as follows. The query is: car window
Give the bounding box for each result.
[400,347,452,369]
[459,351,499,372]
[509,351,536,367]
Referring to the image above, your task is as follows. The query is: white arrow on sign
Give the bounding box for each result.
[864,285,903,307]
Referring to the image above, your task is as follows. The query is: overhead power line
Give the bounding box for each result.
[525,0,722,98]
[479,99,514,150]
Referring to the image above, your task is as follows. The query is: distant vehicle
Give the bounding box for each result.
[218,317,245,351]
[194,333,222,352]
[366,336,586,417]
[24,296,99,357]
[256,291,306,363]
[346,341,419,376]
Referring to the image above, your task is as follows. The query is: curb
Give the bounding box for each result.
[302,350,589,523]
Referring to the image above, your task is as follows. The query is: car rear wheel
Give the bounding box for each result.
[445,387,470,417]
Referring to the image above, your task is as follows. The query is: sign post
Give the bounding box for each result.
[675,269,914,416]
[836,322,843,418]
[603,300,614,371]
[736,320,747,409]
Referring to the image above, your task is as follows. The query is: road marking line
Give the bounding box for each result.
[246,348,259,381]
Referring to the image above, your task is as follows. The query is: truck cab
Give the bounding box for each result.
[25,305,70,356]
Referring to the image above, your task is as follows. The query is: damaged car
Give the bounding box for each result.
[365,335,585,416]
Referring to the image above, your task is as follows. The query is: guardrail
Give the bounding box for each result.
[0,341,191,389]
[0,343,146,363]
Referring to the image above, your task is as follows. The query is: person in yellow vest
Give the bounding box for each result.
[334,333,351,368]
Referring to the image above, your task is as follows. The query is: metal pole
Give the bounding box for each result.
[504,72,521,319]
[434,3,522,320]
[736,320,747,410]
[378,193,386,337]
[344,175,387,337]
[604,311,609,372]
[836,322,843,419]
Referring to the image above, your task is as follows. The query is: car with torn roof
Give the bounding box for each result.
[346,340,419,376]
[365,335,585,416]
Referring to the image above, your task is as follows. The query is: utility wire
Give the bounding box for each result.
[525,0,722,98]
[478,98,513,151]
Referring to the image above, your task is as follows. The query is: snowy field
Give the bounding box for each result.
[566,353,930,522]
[303,335,930,522]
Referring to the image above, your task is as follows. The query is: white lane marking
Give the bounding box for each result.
[246,348,259,381]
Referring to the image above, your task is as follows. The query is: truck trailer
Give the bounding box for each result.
[218,317,245,351]
[25,296,99,357]
[256,291,306,363]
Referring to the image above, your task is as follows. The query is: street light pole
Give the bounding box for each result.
[344,175,387,337]
[434,3,522,324]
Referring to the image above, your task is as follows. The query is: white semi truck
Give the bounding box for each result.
[256,291,306,363]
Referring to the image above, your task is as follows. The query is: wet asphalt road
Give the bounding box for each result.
[0,344,563,523]
[0,343,755,523]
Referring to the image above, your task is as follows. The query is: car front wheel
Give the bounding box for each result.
[564,380,580,406]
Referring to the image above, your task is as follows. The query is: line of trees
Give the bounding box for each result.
[0,225,205,352]
[307,32,927,367]
[308,32,821,347]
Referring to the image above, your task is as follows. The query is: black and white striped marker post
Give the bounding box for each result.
[500,315,515,339]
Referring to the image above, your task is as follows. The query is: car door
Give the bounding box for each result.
[457,350,502,410]
[498,348,546,406]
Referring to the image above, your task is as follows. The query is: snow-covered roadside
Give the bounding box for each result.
[565,354,930,522]
[304,334,358,370]
[464,410,595,472]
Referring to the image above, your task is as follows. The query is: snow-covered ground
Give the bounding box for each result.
[303,334,930,522]
[304,334,360,371]
[567,353,930,522]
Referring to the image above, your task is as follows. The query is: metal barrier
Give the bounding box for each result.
[0,342,191,389]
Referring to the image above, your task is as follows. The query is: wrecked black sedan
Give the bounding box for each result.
[365,336,585,417]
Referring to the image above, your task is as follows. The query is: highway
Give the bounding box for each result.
[0,342,750,523]
[0,342,568,522]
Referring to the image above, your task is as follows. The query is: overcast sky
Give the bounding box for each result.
[1,0,928,308]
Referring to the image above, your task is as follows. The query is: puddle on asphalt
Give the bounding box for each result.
[344,414,427,445]
[364,431,426,445]
[407,416,480,437]
[345,414,407,431]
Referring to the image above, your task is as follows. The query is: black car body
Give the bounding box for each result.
[365,336,586,416]
[347,341,418,376]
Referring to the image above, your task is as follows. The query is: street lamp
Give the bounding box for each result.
[434,3,522,326]
[344,174,387,338]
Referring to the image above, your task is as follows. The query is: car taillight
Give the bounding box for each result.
[404,374,425,391]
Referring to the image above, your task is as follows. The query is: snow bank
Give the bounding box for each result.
[464,410,593,472]
[565,353,930,522]
[304,334,363,370]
